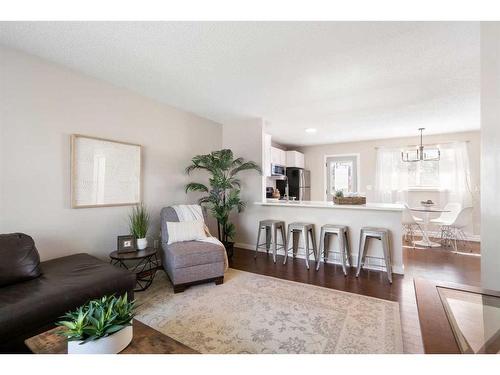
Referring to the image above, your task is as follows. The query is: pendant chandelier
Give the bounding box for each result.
[401,128,440,162]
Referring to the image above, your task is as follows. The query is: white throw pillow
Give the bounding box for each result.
[166,220,207,245]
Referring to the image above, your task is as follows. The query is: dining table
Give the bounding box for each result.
[410,206,451,248]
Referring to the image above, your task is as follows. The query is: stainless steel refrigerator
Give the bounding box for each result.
[276,167,311,201]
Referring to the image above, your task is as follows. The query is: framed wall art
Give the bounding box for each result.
[71,134,142,208]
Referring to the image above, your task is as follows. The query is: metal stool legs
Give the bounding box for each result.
[356,231,367,274]
[315,225,350,276]
[255,220,286,263]
[306,227,318,269]
[381,233,393,283]
[283,223,317,269]
[356,227,392,283]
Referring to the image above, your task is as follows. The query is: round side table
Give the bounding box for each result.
[109,247,159,291]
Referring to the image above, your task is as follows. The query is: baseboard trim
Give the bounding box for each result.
[235,243,405,275]
[235,243,256,251]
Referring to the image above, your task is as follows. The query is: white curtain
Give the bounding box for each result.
[438,142,473,207]
[374,141,472,206]
[374,147,408,203]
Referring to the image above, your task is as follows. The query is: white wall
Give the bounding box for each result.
[299,131,481,236]
[222,119,264,245]
[0,46,222,261]
[480,23,500,291]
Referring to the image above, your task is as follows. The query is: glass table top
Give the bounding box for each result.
[438,286,500,354]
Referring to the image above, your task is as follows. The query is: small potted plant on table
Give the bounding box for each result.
[129,203,150,250]
[57,294,135,354]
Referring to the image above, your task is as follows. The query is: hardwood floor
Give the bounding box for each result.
[228,239,481,354]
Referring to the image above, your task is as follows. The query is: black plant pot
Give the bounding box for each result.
[223,241,234,259]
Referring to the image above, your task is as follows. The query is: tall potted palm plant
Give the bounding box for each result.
[185,149,261,258]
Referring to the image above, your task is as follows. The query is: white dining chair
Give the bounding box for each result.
[398,202,424,245]
[430,202,462,243]
[430,202,462,226]
[440,206,473,251]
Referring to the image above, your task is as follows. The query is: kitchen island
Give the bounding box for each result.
[251,200,404,274]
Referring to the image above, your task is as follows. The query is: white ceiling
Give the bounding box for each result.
[0,22,480,146]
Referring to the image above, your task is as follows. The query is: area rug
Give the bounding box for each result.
[135,268,403,354]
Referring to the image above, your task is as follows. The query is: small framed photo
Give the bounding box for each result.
[117,235,136,253]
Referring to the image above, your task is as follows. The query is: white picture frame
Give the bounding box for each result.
[71,134,142,208]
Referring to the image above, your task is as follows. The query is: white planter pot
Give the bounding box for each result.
[136,238,148,250]
[68,325,133,354]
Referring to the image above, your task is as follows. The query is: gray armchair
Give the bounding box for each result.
[160,207,225,293]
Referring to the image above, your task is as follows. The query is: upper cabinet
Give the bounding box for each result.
[286,150,305,168]
[271,146,286,166]
[264,133,305,175]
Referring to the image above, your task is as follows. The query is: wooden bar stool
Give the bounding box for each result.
[283,222,317,269]
[315,224,350,275]
[356,227,393,283]
[255,220,286,263]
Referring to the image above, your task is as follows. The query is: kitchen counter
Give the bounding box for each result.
[256,200,403,212]
[244,199,404,274]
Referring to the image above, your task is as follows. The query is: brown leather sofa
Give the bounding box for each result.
[0,233,136,353]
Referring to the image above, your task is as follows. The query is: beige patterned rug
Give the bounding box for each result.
[135,268,403,354]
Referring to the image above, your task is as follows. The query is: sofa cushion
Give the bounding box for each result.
[0,253,136,343]
[0,233,41,287]
[160,207,179,245]
[166,220,207,244]
[165,241,225,269]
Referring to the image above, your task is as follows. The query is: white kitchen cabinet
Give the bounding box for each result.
[279,149,287,166]
[286,150,305,168]
[270,146,279,165]
[271,147,286,166]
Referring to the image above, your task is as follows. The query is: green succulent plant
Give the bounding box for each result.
[57,294,135,343]
[335,190,344,198]
[185,149,261,243]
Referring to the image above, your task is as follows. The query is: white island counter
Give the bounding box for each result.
[256,200,403,212]
[248,200,404,274]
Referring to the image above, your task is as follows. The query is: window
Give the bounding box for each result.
[375,142,471,204]
[400,146,440,187]
[406,159,440,187]
[325,155,358,200]
[331,162,352,192]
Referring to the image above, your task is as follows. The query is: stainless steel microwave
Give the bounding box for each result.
[271,164,286,176]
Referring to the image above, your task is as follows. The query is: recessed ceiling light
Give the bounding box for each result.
[305,128,317,133]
